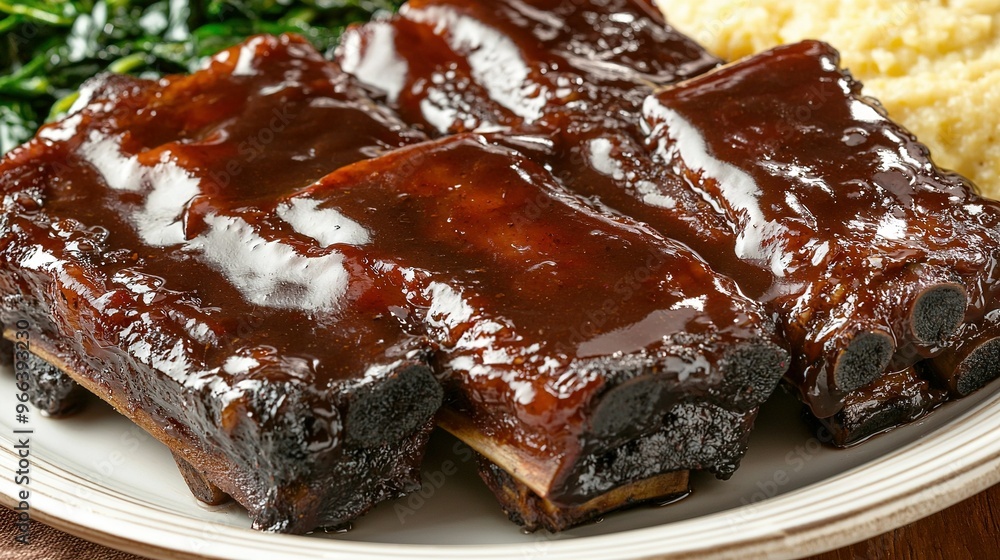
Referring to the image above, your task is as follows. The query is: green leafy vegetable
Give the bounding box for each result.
[0,0,402,154]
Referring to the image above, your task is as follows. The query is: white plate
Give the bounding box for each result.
[2,361,999,560]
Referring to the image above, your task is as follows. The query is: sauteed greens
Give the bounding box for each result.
[0,0,401,153]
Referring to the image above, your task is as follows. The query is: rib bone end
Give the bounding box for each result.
[911,283,967,345]
[952,336,1000,396]
[833,332,894,394]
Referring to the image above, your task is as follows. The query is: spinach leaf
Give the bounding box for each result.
[0,0,402,154]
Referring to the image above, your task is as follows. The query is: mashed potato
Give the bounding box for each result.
[659,0,1000,198]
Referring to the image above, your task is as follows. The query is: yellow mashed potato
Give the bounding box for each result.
[659,0,1000,198]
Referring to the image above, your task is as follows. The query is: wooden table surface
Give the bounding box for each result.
[808,482,1000,559]
[4,482,999,559]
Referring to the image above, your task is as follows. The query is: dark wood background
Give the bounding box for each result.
[809,483,1000,559]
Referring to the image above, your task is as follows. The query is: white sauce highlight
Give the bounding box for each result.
[339,24,409,103]
[223,356,261,376]
[412,7,548,123]
[423,282,475,329]
[277,197,371,247]
[849,100,885,124]
[644,99,788,275]
[38,114,83,143]
[588,138,676,209]
[80,132,201,247]
[231,36,267,77]
[875,214,907,240]
[191,213,352,311]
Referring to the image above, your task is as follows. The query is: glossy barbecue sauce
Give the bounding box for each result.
[339,0,719,135]
[0,35,432,461]
[339,1,1000,417]
[645,41,1000,415]
[0,28,780,475]
[337,0,772,306]
[244,134,776,460]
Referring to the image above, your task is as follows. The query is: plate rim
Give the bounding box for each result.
[3,389,1000,560]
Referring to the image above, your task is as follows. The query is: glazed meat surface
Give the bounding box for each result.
[6,0,1000,536]
[0,26,787,532]
[333,0,792,527]
[339,1,1000,421]
[644,41,1000,416]
[0,34,444,533]
[338,0,720,135]
[273,133,785,501]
